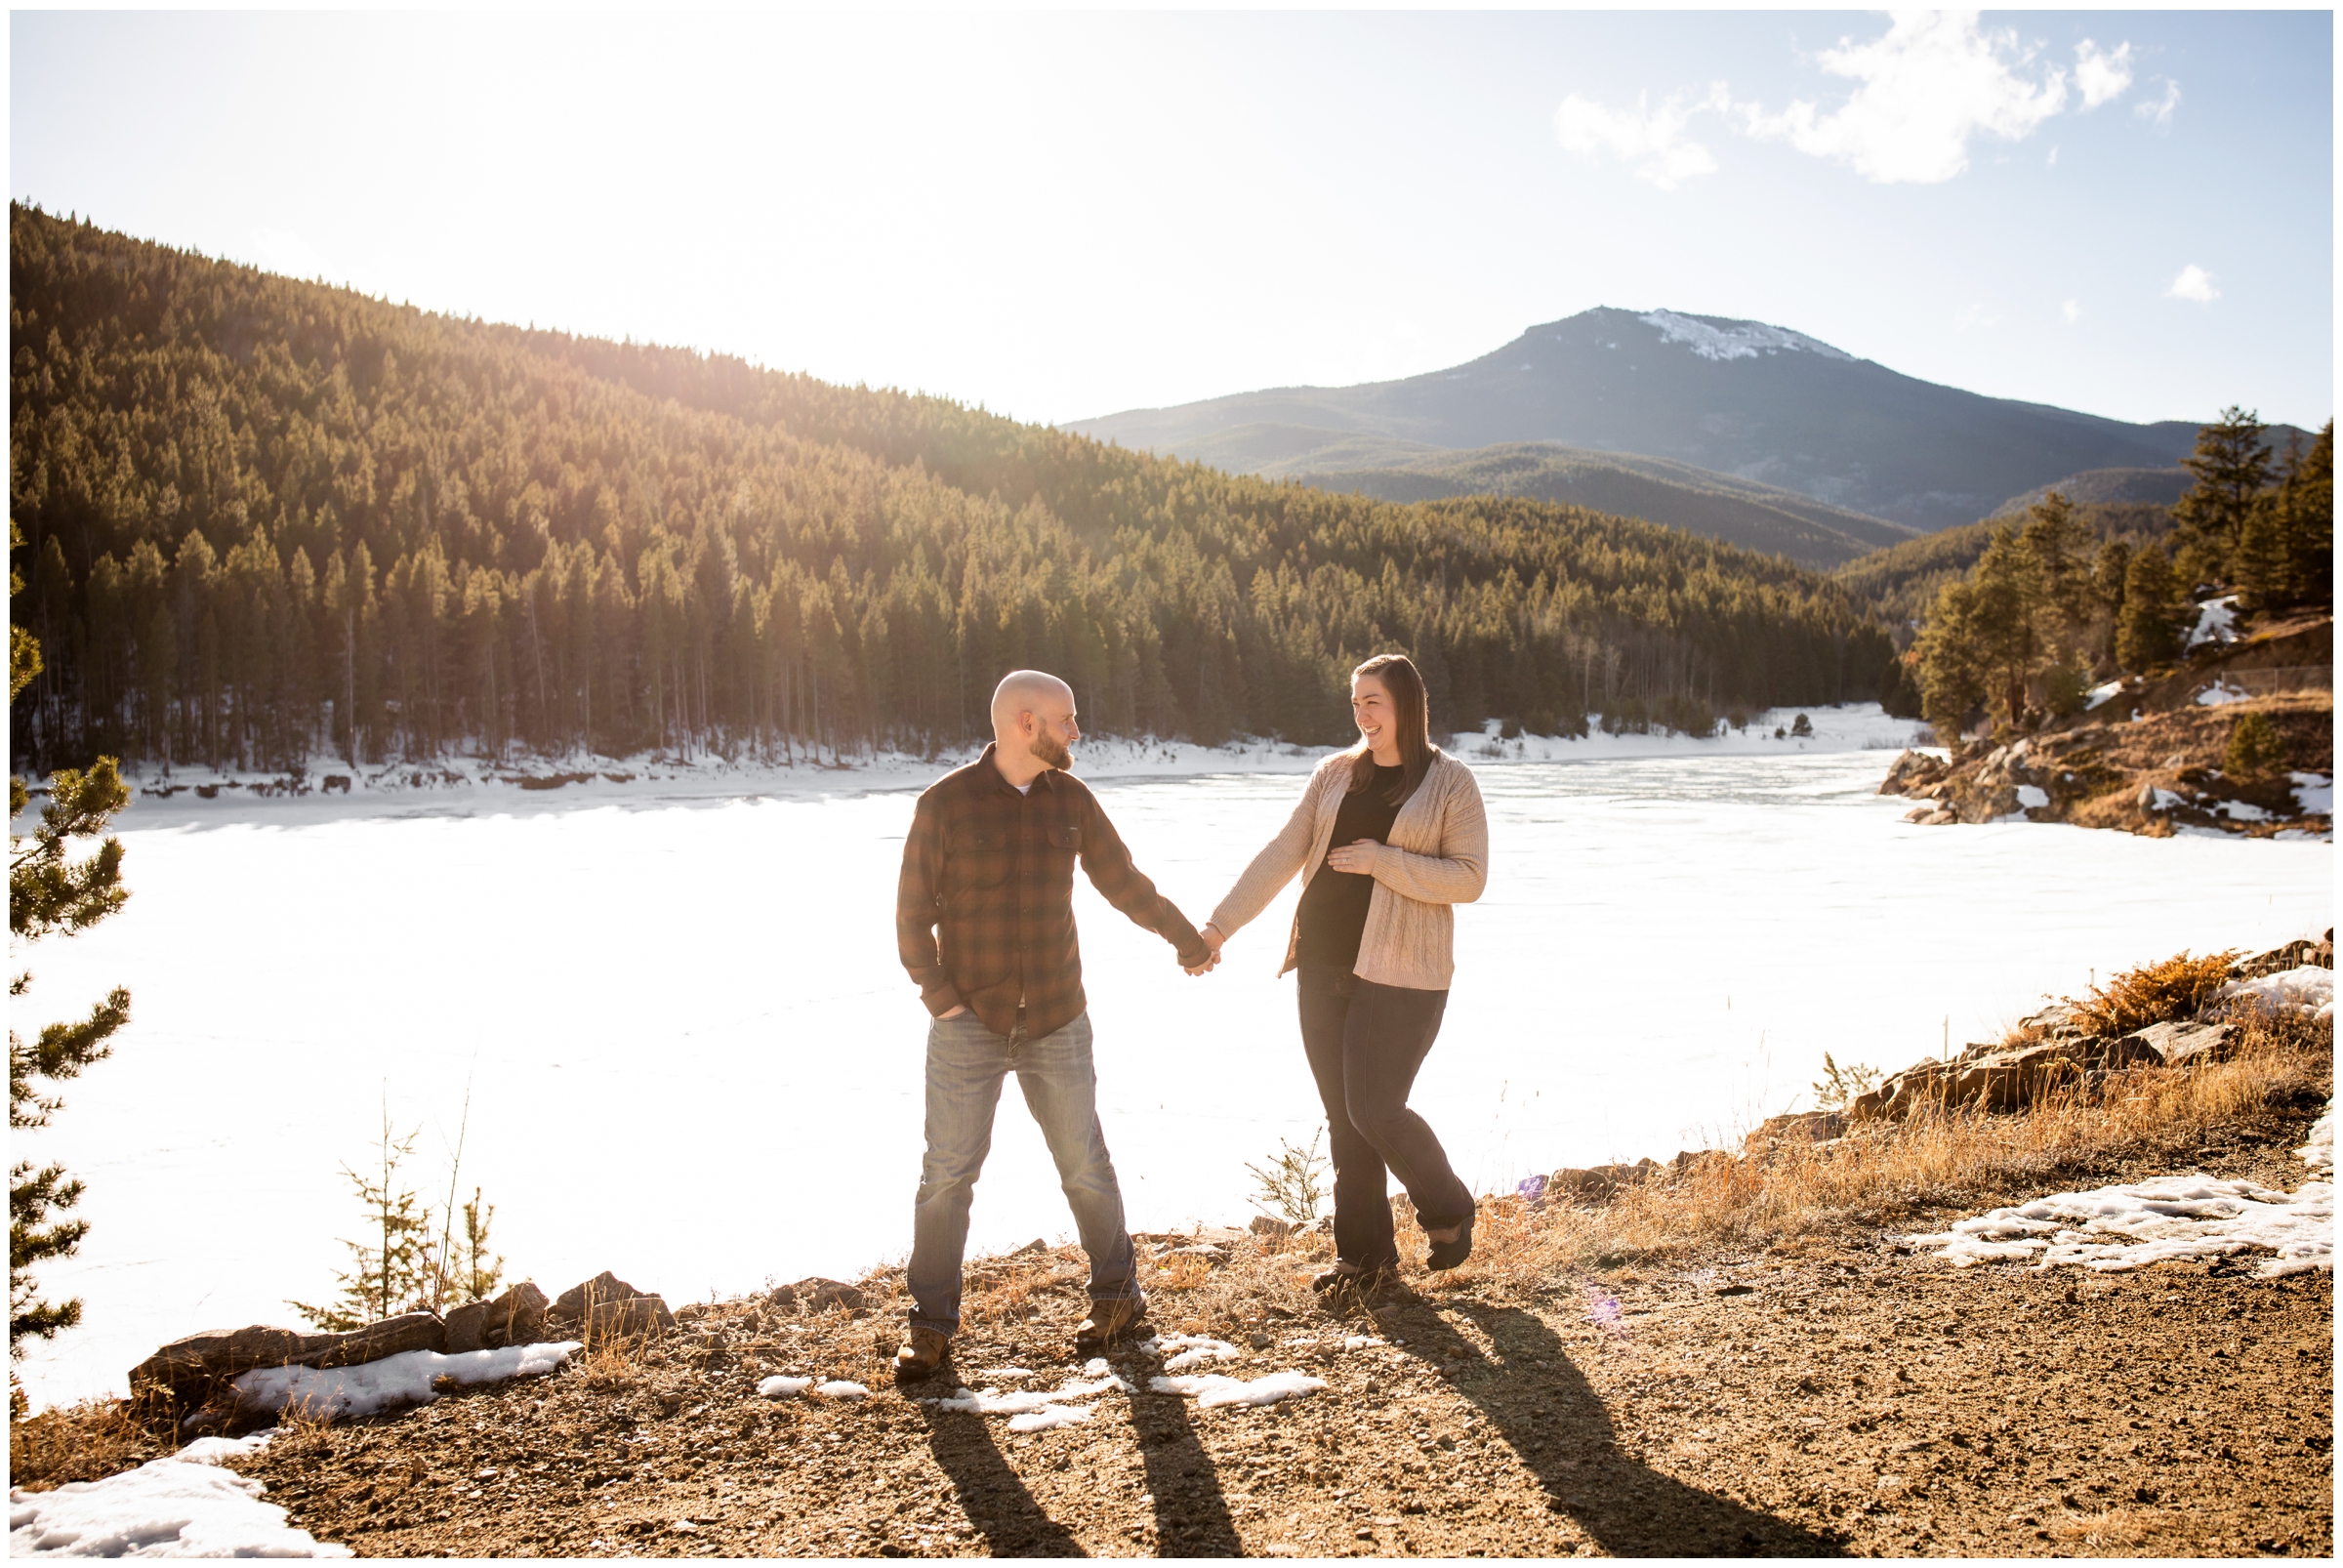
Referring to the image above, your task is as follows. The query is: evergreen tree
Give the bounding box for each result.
[2115,545,2188,672]
[2170,406,2273,585]
[2236,421,2334,614]
[10,517,134,1397]
[287,1103,437,1333]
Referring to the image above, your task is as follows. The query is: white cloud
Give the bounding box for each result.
[2074,40,2134,109]
[1552,87,1730,190]
[2136,78,2182,127]
[1735,13,2073,184]
[2047,144,2058,167]
[2061,299,2081,325]
[1954,302,2003,333]
[2165,265,2220,304]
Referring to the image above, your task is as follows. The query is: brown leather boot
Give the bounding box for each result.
[893,1324,950,1383]
[1073,1295,1146,1353]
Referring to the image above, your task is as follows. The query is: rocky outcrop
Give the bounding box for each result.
[1848,938,2322,1124]
[445,1282,550,1354]
[130,1311,447,1410]
[1745,1111,1847,1150]
[1878,750,1949,798]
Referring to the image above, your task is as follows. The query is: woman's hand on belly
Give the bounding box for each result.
[1324,839,1381,874]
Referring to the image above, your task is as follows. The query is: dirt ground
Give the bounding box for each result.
[227,1123,2333,1559]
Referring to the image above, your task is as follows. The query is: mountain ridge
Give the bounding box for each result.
[1070,308,2299,534]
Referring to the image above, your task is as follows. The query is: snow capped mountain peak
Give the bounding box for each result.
[1636,309,1853,364]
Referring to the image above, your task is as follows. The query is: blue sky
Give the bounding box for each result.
[10,9,2333,432]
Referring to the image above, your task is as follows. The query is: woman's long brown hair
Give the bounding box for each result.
[1346,653,1433,805]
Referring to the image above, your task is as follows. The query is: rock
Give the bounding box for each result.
[554,1271,645,1325]
[2117,1019,2240,1069]
[1878,750,1951,798]
[443,1283,548,1353]
[444,1300,494,1354]
[1188,1224,1250,1248]
[1547,1160,1661,1203]
[129,1312,447,1407]
[1670,1149,1732,1178]
[585,1294,678,1344]
[311,1311,445,1368]
[131,1326,338,1408]
[787,1278,865,1312]
[1744,1111,1846,1151]
[1249,1215,1294,1238]
[2237,937,2335,979]
[487,1281,549,1346]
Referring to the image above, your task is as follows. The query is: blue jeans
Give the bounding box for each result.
[907,1010,1140,1335]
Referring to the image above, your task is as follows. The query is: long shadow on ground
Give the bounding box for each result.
[1363,1289,1845,1556]
[916,1402,1087,1557]
[1130,1379,1242,1555]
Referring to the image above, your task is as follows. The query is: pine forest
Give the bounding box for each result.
[9,205,1894,777]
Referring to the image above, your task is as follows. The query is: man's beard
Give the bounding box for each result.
[1033,730,1075,772]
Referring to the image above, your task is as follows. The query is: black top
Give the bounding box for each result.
[1295,763,1407,972]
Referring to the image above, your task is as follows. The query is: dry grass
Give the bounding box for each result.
[1440,1006,2329,1288]
[8,1395,169,1492]
[2067,948,2243,1038]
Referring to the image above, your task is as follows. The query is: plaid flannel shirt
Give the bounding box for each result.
[896,745,1209,1039]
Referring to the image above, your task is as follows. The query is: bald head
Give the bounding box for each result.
[990,670,1074,732]
[989,670,1080,783]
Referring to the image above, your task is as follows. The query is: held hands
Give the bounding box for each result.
[1183,921,1226,977]
[1324,838,1382,875]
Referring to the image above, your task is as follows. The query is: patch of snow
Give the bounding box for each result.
[10,1429,350,1558]
[981,1367,1039,1380]
[757,1376,812,1400]
[2150,787,2188,812]
[1637,309,1852,362]
[2212,798,2271,821]
[1141,1333,1244,1372]
[2221,965,2335,1021]
[2187,596,2239,648]
[2292,772,2333,815]
[1006,1405,1092,1433]
[1905,1173,2332,1278]
[228,1341,579,1424]
[2015,784,2049,809]
[1149,1371,1329,1409]
[920,1370,1131,1422]
[2194,679,2250,706]
[2084,680,2123,711]
[1342,1336,1385,1350]
[813,1381,869,1401]
[2298,1103,2334,1175]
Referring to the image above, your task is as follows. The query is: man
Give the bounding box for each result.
[892,670,1215,1382]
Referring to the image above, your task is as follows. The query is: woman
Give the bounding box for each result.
[1199,653,1489,1291]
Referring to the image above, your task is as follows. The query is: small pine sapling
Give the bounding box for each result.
[1245,1129,1330,1225]
[1809,1052,1882,1113]
[449,1187,504,1306]
[2224,712,2285,779]
[1789,713,1814,737]
[288,1098,437,1332]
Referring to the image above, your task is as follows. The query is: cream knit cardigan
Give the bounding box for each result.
[1208,748,1488,989]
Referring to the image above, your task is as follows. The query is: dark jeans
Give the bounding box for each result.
[906,1010,1140,1335]
[1296,966,1474,1271]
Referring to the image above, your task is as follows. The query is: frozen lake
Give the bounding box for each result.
[13,712,2331,1409]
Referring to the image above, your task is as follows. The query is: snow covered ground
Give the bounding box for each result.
[11,704,2332,1411]
[1906,1172,2332,1277]
[229,1341,580,1424]
[9,1431,346,1558]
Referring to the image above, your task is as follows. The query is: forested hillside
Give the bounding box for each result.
[8,206,1890,776]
